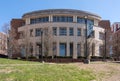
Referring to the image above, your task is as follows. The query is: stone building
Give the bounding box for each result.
[11,9,105,59]
[0,32,7,55]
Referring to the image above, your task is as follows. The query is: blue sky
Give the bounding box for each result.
[0,0,120,31]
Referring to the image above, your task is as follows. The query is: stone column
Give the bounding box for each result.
[67,42,70,56]
[33,42,36,56]
[81,43,85,57]
[57,41,59,56]
[73,42,77,59]
[67,27,69,36]
[57,27,59,36]
[47,27,53,56]
[42,32,44,56]
[49,15,53,22]
[26,18,30,25]
[51,15,53,22]
[73,16,77,23]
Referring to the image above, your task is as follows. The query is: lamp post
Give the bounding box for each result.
[37,29,43,62]
[84,16,90,64]
[41,30,43,62]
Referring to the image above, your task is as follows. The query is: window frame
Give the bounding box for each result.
[77,28,81,36]
[53,27,57,36]
[59,27,67,36]
[35,28,41,37]
[69,28,74,36]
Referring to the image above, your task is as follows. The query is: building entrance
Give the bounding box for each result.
[60,43,66,56]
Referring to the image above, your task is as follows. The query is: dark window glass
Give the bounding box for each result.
[77,28,81,36]
[30,17,49,24]
[35,28,41,36]
[59,43,66,56]
[53,16,73,22]
[77,17,85,23]
[77,44,81,56]
[70,43,73,56]
[59,28,67,36]
[69,28,74,36]
[53,27,57,36]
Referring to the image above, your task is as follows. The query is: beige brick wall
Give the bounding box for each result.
[18,22,104,58]
[0,32,7,55]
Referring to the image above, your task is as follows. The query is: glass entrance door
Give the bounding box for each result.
[60,43,66,56]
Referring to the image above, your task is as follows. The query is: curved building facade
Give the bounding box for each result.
[16,9,104,59]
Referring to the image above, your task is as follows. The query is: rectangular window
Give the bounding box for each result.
[30,17,49,24]
[70,43,73,56]
[59,27,67,36]
[69,28,74,36]
[67,17,73,22]
[77,44,81,56]
[53,16,73,22]
[30,29,33,37]
[59,43,66,56]
[77,28,81,36]
[53,27,57,36]
[35,28,41,36]
[30,19,36,24]
[77,17,85,23]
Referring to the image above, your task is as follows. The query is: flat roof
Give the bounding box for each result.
[22,9,101,20]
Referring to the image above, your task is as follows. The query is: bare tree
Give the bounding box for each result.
[43,27,53,60]
[2,23,10,35]
[98,20,112,60]
[2,23,20,58]
[20,27,30,60]
[2,23,10,57]
[8,28,20,58]
[112,31,120,60]
[34,27,53,61]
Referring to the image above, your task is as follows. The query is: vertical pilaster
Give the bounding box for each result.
[57,27,59,36]
[81,43,84,57]
[49,15,53,22]
[74,26,77,36]
[73,42,77,59]
[26,18,30,25]
[33,42,36,56]
[67,42,70,56]
[42,32,44,56]
[67,27,69,36]
[49,27,53,56]
[73,16,77,23]
[51,15,53,22]
[57,41,59,56]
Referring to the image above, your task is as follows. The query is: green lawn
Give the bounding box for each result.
[0,58,96,81]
